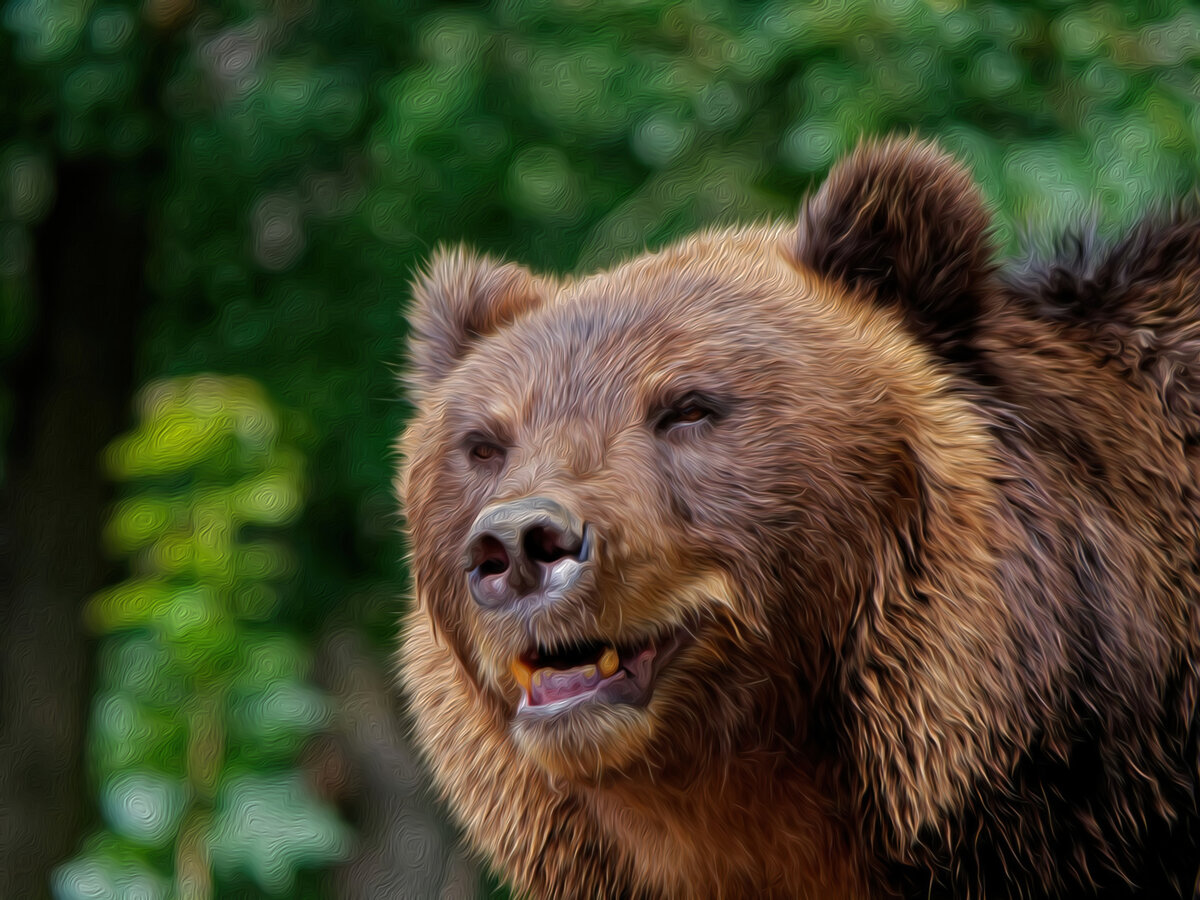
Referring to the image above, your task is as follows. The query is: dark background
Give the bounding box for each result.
[2,1,1198,897]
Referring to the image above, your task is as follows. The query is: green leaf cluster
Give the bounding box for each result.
[57,376,348,900]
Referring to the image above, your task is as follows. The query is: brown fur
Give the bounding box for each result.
[397,138,1200,899]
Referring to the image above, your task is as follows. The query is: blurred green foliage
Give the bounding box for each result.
[58,377,347,899]
[0,0,1196,897]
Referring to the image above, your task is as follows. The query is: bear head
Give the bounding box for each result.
[399,138,1029,832]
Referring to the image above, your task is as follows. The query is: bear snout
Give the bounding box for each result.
[464,496,590,610]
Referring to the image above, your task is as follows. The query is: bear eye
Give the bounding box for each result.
[656,393,721,433]
[465,434,506,465]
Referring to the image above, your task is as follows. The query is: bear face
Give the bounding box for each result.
[398,139,1200,899]
[402,222,1000,786]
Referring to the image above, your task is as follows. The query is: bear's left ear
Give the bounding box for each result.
[406,247,550,400]
[792,137,995,358]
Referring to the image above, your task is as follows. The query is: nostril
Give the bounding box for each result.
[472,535,510,577]
[523,525,582,565]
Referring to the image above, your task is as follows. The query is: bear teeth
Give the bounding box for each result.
[512,643,623,694]
[510,658,533,691]
[598,646,620,677]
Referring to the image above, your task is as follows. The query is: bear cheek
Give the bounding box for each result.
[404,445,492,627]
[653,434,786,560]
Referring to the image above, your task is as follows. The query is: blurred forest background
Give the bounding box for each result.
[2,0,1199,897]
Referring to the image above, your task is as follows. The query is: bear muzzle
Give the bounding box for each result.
[464,496,591,611]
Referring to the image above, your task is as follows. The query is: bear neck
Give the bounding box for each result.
[579,745,887,899]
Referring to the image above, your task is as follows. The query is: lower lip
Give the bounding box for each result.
[516,669,632,715]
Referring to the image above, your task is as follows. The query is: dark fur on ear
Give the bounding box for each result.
[793,137,996,358]
[406,247,549,398]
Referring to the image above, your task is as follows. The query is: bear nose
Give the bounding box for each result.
[464,497,589,609]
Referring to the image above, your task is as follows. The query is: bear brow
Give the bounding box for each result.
[644,373,735,409]
[448,403,514,445]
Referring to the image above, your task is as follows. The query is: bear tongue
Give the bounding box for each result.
[530,665,606,705]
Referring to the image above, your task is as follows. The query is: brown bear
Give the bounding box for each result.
[397,138,1200,899]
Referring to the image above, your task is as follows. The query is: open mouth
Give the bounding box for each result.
[510,629,690,716]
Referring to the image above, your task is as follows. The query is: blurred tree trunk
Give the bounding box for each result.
[0,161,150,898]
[318,628,481,900]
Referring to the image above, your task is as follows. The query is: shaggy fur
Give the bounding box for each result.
[397,138,1200,899]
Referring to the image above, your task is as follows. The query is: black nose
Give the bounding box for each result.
[464,497,589,609]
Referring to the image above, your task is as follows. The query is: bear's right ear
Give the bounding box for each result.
[405,247,549,399]
[792,137,995,358]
